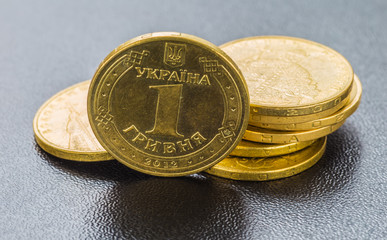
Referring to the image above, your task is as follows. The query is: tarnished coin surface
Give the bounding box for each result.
[88,32,249,177]
[244,120,344,144]
[33,80,113,161]
[251,74,362,130]
[206,137,326,181]
[221,36,354,124]
[230,139,314,157]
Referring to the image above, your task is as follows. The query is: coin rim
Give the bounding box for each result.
[230,139,315,157]
[220,35,354,116]
[250,74,362,130]
[33,80,113,161]
[87,32,250,177]
[243,120,344,144]
[206,136,327,181]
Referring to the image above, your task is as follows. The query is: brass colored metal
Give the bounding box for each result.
[88,32,250,177]
[250,75,362,130]
[33,80,113,161]
[221,36,354,124]
[243,120,344,144]
[206,137,327,181]
[230,140,315,157]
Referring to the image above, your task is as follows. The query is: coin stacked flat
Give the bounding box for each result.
[33,34,361,181]
[205,36,362,181]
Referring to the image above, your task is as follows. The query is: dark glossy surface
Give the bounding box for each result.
[0,0,386,239]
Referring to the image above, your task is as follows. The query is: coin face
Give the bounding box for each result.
[33,80,113,161]
[251,74,362,130]
[221,36,353,122]
[230,139,314,158]
[88,32,249,177]
[206,137,326,181]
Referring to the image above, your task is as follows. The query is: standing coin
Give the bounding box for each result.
[88,32,249,177]
[243,120,344,144]
[221,36,354,124]
[206,137,327,181]
[230,139,315,157]
[33,80,113,161]
[249,74,362,130]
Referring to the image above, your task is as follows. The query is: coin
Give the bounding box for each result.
[221,36,354,124]
[230,139,315,157]
[206,136,326,181]
[33,80,113,161]
[250,74,362,130]
[243,120,344,144]
[88,32,250,177]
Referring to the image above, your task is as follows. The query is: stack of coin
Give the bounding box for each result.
[205,36,362,181]
[33,34,361,181]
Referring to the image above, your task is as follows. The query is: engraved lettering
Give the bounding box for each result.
[132,132,147,143]
[163,142,176,154]
[134,67,210,86]
[168,71,180,82]
[198,74,211,85]
[159,69,170,80]
[261,135,273,143]
[186,73,200,84]
[191,132,207,146]
[146,68,159,79]
[289,135,299,143]
[145,138,161,152]
[313,105,322,112]
[176,139,193,152]
[180,70,187,82]
[135,66,147,77]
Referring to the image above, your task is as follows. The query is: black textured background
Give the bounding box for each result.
[1,0,386,239]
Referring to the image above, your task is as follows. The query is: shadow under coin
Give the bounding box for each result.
[88,175,248,239]
[34,141,150,181]
[205,122,362,201]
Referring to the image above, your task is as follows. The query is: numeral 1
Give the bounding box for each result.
[146,84,184,137]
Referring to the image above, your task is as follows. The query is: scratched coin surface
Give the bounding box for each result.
[230,139,314,157]
[251,74,362,130]
[221,36,354,124]
[33,80,113,161]
[206,137,326,181]
[88,32,249,177]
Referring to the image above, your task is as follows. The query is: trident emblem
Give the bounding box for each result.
[164,43,186,67]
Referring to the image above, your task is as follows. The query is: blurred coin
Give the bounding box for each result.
[243,120,344,144]
[250,74,362,130]
[221,36,353,124]
[230,139,314,157]
[206,137,326,181]
[33,80,113,161]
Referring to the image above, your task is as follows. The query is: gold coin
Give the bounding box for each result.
[33,80,113,161]
[250,74,362,130]
[88,32,250,177]
[206,136,326,181]
[221,36,354,124]
[230,139,315,157]
[244,120,344,144]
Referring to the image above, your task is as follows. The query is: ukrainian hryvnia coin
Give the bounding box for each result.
[230,139,315,158]
[220,36,354,124]
[88,32,249,177]
[33,80,113,161]
[206,137,326,181]
[244,119,344,144]
[250,74,362,130]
